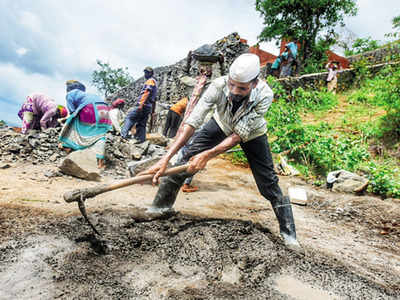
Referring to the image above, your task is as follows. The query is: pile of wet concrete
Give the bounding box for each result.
[0,126,168,179]
[0,204,398,299]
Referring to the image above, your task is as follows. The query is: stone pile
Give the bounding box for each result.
[0,126,168,180]
[104,133,168,178]
[0,127,65,165]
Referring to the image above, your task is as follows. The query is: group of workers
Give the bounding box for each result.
[17,67,157,169]
[17,53,303,250]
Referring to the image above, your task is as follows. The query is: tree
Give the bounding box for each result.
[91,60,133,97]
[344,37,380,56]
[255,0,357,63]
[393,15,400,31]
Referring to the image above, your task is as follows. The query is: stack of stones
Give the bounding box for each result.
[0,126,168,179]
[0,127,65,165]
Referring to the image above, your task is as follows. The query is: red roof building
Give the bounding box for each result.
[248,45,277,67]
[240,37,350,70]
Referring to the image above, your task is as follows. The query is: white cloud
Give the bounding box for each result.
[19,11,43,34]
[16,47,28,56]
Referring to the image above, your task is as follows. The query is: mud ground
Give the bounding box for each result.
[0,159,399,299]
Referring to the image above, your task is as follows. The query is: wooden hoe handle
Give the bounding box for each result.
[63,164,189,203]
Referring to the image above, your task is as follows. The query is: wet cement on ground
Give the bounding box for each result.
[0,204,398,299]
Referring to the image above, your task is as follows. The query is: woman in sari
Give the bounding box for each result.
[59,80,112,169]
[18,94,67,134]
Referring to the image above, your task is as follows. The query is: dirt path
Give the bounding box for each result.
[0,159,399,299]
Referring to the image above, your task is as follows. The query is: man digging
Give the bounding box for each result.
[142,53,301,250]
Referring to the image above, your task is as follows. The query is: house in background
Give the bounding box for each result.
[240,38,350,74]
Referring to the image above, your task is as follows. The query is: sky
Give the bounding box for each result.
[1,0,399,126]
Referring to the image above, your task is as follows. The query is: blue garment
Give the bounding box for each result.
[121,106,152,142]
[60,89,112,159]
[286,42,298,59]
[136,77,157,108]
[271,57,281,70]
[66,89,106,115]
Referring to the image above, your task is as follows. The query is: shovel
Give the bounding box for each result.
[63,164,189,235]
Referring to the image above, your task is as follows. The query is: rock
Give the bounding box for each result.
[147,144,167,158]
[28,138,40,148]
[0,163,11,169]
[327,170,369,194]
[49,153,59,162]
[6,144,21,153]
[146,133,168,146]
[288,187,308,206]
[129,140,150,160]
[127,157,160,177]
[44,169,63,178]
[59,148,101,181]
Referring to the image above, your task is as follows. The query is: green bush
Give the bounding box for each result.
[373,66,400,138]
[344,37,380,56]
[261,70,400,198]
[230,150,248,165]
[366,162,400,198]
[291,87,338,112]
[347,90,370,103]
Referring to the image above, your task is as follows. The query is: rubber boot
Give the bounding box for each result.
[147,171,189,214]
[272,196,302,252]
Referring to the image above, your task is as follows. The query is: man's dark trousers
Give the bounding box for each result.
[121,105,152,142]
[163,110,182,138]
[152,118,297,240]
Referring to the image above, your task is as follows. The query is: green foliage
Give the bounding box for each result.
[392,15,400,31]
[351,58,370,86]
[230,150,248,165]
[301,38,333,74]
[92,60,133,97]
[384,15,400,41]
[372,66,400,139]
[344,37,380,56]
[270,122,370,175]
[0,120,5,127]
[255,0,357,62]
[347,90,370,104]
[263,77,400,198]
[366,162,400,198]
[291,87,338,112]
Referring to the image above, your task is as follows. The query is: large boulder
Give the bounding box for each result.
[59,148,101,181]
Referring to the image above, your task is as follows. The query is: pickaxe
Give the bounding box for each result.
[63,164,189,235]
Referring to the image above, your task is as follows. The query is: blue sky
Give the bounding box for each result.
[1,0,399,126]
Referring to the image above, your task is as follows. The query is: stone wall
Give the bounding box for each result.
[111,32,249,134]
[273,61,400,94]
[347,43,400,65]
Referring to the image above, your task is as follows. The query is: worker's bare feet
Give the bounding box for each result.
[58,143,72,153]
[181,184,199,193]
[97,159,106,169]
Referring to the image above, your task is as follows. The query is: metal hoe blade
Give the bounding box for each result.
[78,194,101,236]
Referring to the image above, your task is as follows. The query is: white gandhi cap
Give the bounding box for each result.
[229,53,260,83]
